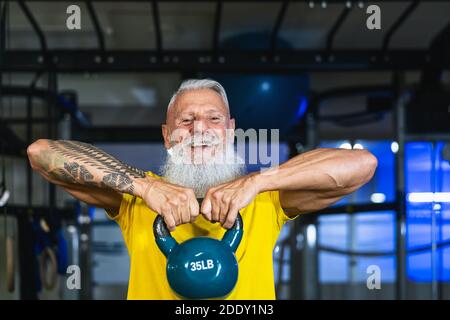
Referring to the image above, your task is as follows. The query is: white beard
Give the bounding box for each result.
[161,138,246,198]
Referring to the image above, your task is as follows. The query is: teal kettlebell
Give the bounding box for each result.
[153,202,243,300]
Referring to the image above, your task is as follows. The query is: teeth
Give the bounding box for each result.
[192,142,211,147]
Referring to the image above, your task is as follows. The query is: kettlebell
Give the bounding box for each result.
[153,201,243,300]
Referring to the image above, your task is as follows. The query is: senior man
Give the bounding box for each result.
[27,79,377,299]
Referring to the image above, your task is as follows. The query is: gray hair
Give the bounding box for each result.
[167,79,229,112]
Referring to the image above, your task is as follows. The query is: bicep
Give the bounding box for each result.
[61,184,123,213]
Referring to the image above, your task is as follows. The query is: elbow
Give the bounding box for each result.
[27,139,48,170]
[356,150,378,186]
[328,150,378,197]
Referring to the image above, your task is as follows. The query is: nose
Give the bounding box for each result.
[191,119,209,136]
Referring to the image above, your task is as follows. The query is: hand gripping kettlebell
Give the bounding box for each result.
[153,203,243,299]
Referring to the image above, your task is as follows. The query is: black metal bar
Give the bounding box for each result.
[326,5,351,52]
[393,71,407,300]
[382,1,419,52]
[151,0,162,54]
[72,125,165,143]
[314,84,393,104]
[422,21,450,86]
[315,202,397,215]
[72,123,309,143]
[0,119,27,157]
[0,1,6,101]
[270,1,288,52]
[26,93,32,206]
[2,0,448,2]
[4,204,76,220]
[47,71,58,235]
[3,49,448,72]
[2,117,61,124]
[212,1,222,52]
[85,1,105,52]
[0,84,54,99]
[17,0,47,53]
[0,1,6,57]
[25,72,42,207]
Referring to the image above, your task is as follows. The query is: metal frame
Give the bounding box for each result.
[85,1,105,52]
[3,0,450,2]
[0,0,449,72]
[213,1,222,55]
[270,1,289,54]
[151,0,162,55]
[326,4,351,53]
[4,49,449,72]
[382,1,419,52]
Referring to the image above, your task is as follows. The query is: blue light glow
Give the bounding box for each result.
[261,81,270,91]
[296,96,308,120]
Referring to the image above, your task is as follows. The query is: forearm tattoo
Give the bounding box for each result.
[41,140,146,194]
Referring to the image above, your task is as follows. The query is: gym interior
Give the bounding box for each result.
[1,0,450,300]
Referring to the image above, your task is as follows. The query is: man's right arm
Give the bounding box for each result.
[27,139,199,230]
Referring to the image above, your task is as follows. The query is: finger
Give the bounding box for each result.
[167,197,181,226]
[211,194,221,223]
[180,200,191,224]
[219,196,231,225]
[173,202,183,225]
[201,195,212,221]
[161,208,176,232]
[189,196,200,223]
[223,203,239,229]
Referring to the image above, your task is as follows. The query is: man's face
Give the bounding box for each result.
[162,89,235,164]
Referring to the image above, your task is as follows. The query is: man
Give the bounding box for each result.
[27,79,378,299]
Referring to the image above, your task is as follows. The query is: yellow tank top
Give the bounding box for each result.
[109,172,295,300]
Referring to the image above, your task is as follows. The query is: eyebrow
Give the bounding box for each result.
[176,108,226,118]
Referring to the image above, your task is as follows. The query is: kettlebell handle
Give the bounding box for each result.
[153,198,244,256]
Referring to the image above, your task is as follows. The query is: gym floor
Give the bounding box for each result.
[1,0,450,300]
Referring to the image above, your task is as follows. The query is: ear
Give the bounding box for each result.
[227,118,236,142]
[161,124,171,149]
[229,118,235,130]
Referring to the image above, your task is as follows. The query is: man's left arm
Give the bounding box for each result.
[261,148,378,217]
[201,148,378,228]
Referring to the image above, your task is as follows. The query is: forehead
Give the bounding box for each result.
[171,88,228,116]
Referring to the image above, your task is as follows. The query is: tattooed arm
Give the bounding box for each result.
[27,139,200,229]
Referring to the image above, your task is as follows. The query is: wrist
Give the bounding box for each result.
[251,167,279,193]
[134,175,156,199]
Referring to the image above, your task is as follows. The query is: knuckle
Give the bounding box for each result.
[205,189,214,198]
[178,193,188,201]
[223,195,232,204]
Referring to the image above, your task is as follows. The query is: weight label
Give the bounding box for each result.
[189,259,214,271]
